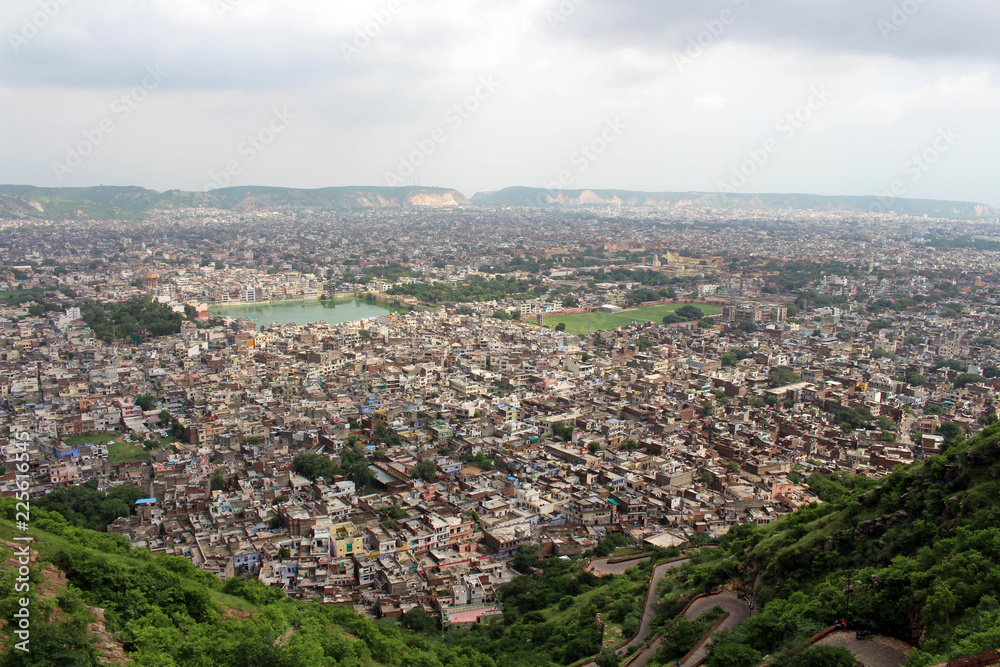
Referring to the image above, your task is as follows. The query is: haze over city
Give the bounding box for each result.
[2,0,999,205]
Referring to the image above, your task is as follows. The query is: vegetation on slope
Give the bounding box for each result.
[5,425,1000,666]
[648,423,1000,666]
[0,502,669,667]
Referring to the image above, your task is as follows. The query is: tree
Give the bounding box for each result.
[925,404,944,416]
[135,395,156,411]
[555,322,566,332]
[737,321,758,334]
[293,453,335,481]
[698,317,716,328]
[511,544,541,573]
[675,305,704,321]
[937,422,962,442]
[877,415,897,432]
[401,607,437,633]
[782,646,855,667]
[705,643,762,667]
[768,368,801,388]
[663,313,686,325]
[158,409,172,426]
[411,459,437,482]
[955,373,986,388]
[595,649,620,667]
[588,442,600,455]
[211,469,226,491]
[906,372,927,387]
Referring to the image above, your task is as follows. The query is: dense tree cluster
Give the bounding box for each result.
[388,276,535,304]
[675,425,1000,667]
[77,295,185,343]
[33,479,146,531]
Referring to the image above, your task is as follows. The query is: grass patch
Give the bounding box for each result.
[62,432,118,447]
[0,517,259,616]
[545,303,723,336]
[108,441,147,465]
[0,288,44,301]
[544,584,611,623]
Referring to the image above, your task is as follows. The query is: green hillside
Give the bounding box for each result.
[664,422,1000,666]
[0,185,468,220]
[3,424,1000,666]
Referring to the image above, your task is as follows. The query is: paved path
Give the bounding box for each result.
[586,556,650,577]
[619,559,691,654]
[678,592,751,667]
[816,630,910,667]
[581,558,689,667]
[619,591,751,667]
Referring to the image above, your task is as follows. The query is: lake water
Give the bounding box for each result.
[210,298,401,328]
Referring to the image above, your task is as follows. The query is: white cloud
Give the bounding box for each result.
[855,72,1000,129]
[692,94,730,110]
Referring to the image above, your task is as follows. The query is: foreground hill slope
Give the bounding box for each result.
[2,424,999,666]
[668,422,1000,666]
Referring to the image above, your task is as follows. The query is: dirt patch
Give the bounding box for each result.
[222,606,253,621]
[1,544,131,665]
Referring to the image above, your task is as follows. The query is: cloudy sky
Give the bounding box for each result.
[1,0,998,205]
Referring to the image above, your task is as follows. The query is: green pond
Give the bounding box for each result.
[210,298,403,328]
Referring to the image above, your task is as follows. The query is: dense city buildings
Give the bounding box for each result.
[1,201,998,625]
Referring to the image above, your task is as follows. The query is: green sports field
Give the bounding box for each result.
[544,303,723,336]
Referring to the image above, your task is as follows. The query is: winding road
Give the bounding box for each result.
[586,556,651,577]
[581,558,689,667]
[816,630,910,667]
[677,592,752,667]
[583,554,909,667]
[619,559,691,654]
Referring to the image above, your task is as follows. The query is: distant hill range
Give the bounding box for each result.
[471,186,998,220]
[0,185,469,220]
[0,184,995,220]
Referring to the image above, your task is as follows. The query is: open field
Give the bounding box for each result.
[544,303,723,336]
[108,442,147,465]
[62,432,118,447]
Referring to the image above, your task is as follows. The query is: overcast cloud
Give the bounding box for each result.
[1,0,998,205]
